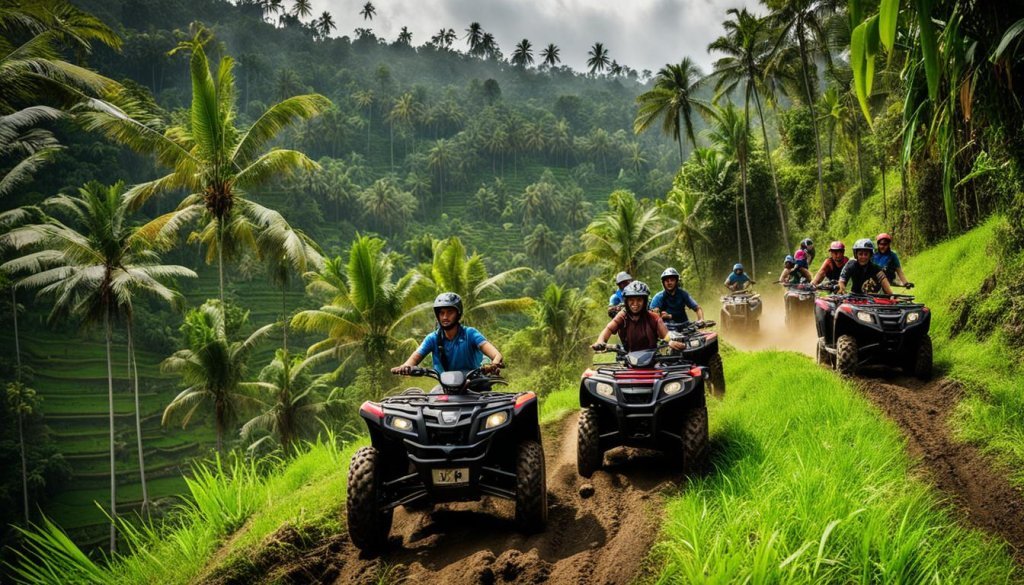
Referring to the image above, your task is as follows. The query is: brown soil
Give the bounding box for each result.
[714,287,819,357]
[242,413,683,585]
[857,371,1024,562]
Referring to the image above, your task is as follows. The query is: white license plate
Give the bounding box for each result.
[431,468,469,485]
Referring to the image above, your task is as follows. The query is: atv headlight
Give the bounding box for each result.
[484,411,508,429]
[389,416,413,431]
[856,311,874,323]
[907,311,920,323]
[662,381,683,395]
[595,382,615,397]
[688,338,702,348]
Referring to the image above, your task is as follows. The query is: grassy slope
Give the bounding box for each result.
[656,350,1018,583]
[900,217,1024,486]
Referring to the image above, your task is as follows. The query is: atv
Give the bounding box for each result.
[347,367,547,553]
[666,320,725,397]
[781,282,817,329]
[814,289,933,379]
[577,343,708,478]
[720,289,762,333]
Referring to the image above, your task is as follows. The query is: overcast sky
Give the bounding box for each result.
[307,0,762,75]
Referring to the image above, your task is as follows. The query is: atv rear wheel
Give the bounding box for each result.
[680,406,708,473]
[707,353,726,398]
[347,446,393,553]
[515,440,547,532]
[914,335,933,380]
[577,407,603,478]
[836,335,859,377]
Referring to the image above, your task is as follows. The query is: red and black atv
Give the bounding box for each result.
[813,290,933,379]
[666,320,725,397]
[782,282,818,329]
[577,343,708,478]
[347,367,546,553]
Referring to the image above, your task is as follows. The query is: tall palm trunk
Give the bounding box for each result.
[215,398,225,453]
[127,319,148,510]
[104,310,117,552]
[752,85,790,249]
[797,29,827,222]
[13,287,28,524]
[217,219,225,307]
[740,154,756,277]
[735,196,742,262]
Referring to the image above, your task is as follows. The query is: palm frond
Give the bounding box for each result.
[232,94,331,166]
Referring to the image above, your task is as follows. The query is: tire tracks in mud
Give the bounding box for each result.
[857,372,1024,562]
[310,413,677,585]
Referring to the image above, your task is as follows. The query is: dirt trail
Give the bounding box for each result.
[263,413,680,585]
[712,287,819,357]
[857,371,1024,562]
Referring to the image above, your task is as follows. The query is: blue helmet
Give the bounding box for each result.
[784,255,795,265]
[733,263,744,272]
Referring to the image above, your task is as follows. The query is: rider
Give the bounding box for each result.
[607,271,633,317]
[650,267,705,326]
[873,233,913,288]
[794,249,810,270]
[392,292,504,376]
[592,281,685,352]
[811,241,849,286]
[798,238,816,265]
[779,255,812,285]
[838,239,894,295]
[724,263,755,292]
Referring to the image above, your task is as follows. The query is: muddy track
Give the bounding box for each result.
[259,413,682,584]
[857,371,1024,562]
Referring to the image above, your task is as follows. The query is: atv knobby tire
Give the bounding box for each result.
[707,353,726,398]
[514,440,547,532]
[680,406,709,473]
[347,446,393,553]
[836,335,859,377]
[577,407,603,478]
[914,335,933,380]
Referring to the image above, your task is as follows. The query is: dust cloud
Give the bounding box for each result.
[710,286,819,357]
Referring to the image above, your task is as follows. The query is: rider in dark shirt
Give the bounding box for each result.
[650,267,704,326]
[838,239,894,295]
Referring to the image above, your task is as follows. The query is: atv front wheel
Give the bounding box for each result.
[707,353,726,398]
[514,440,547,532]
[836,335,859,377]
[914,335,933,380]
[816,337,831,367]
[577,407,603,478]
[680,406,709,473]
[719,309,730,333]
[347,446,393,553]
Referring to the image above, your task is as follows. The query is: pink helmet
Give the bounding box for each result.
[829,240,845,251]
[794,250,807,261]
[876,233,892,244]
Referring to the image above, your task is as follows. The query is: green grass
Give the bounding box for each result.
[655,350,1018,583]
[900,217,1024,487]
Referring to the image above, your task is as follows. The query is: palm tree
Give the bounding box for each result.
[257,211,323,355]
[563,190,669,278]
[79,30,330,307]
[291,0,312,18]
[316,12,337,40]
[397,26,413,46]
[525,224,558,269]
[427,138,454,207]
[533,284,592,364]
[623,142,647,174]
[633,58,708,164]
[353,89,374,155]
[541,43,561,68]
[2,181,196,551]
[358,178,416,234]
[660,183,711,280]
[587,42,610,75]
[162,301,273,453]
[5,381,35,524]
[360,1,376,21]
[241,349,337,455]
[389,92,419,164]
[706,103,756,277]
[292,236,426,399]
[709,8,791,249]
[511,39,534,68]
[465,22,484,56]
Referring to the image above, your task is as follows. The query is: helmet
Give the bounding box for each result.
[876,232,892,244]
[622,280,651,298]
[784,255,795,265]
[801,238,814,248]
[660,267,680,281]
[794,250,807,261]
[432,292,463,321]
[733,263,744,272]
[852,238,874,253]
[614,271,633,286]
[829,240,845,252]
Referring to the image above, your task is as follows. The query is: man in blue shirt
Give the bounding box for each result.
[392,292,503,375]
[724,263,755,292]
[872,233,913,288]
[607,271,633,317]
[650,267,704,326]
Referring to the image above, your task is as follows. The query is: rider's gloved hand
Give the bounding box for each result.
[481,363,501,375]
[391,365,413,375]
[668,340,685,351]
[591,342,607,352]
[905,282,915,289]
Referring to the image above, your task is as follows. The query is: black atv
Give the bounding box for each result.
[720,289,762,333]
[813,290,933,379]
[577,343,708,478]
[781,282,817,329]
[347,367,547,553]
[666,320,725,397]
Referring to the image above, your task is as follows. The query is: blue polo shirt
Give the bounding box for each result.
[650,289,699,324]
[609,289,625,306]
[727,272,750,287]
[417,326,488,373]
[872,250,901,282]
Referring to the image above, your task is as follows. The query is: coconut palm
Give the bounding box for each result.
[397,26,413,46]
[659,183,712,280]
[465,22,484,56]
[360,2,375,21]
[162,301,273,453]
[533,284,593,364]
[706,102,756,277]
[541,43,561,68]
[563,190,669,278]
[427,138,454,206]
[389,92,419,164]
[353,89,374,154]
[586,42,610,75]
[78,30,330,307]
[511,39,534,68]
[633,58,708,164]
[316,12,336,40]
[292,236,427,398]
[709,8,791,249]
[257,211,323,354]
[525,223,558,269]
[358,178,416,235]
[1,181,196,551]
[291,0,312,19]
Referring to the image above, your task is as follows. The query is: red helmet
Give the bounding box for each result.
[876,233,892,244]
[794,250,807,261]
[829,240,845,252]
